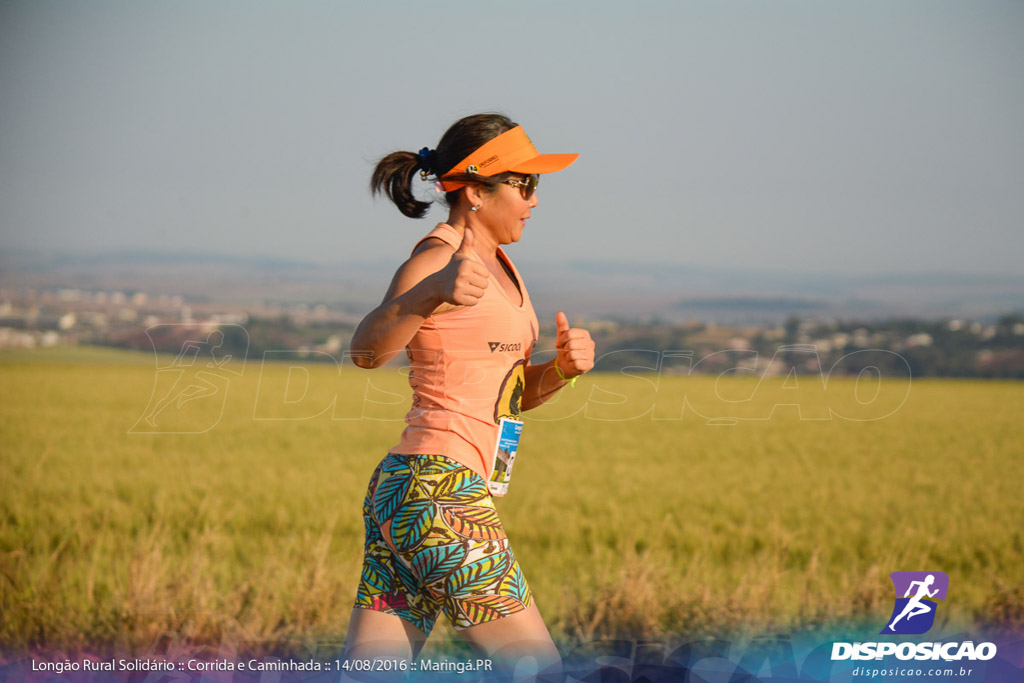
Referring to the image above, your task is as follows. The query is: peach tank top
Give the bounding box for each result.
[390,223,540,492]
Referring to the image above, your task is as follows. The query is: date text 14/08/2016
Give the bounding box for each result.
[340,659,493,674]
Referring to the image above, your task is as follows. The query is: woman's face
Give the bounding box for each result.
[478,174,539,244]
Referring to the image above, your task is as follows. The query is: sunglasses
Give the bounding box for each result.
[501,174,539,200]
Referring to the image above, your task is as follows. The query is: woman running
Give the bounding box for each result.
[343,114,595,676]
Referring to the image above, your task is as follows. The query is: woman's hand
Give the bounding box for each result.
[350,230,485,368]
[555,310,595,379]
[431,227,489,307]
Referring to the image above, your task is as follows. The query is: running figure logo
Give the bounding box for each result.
[130,325,247,434]
[881,571,949,635]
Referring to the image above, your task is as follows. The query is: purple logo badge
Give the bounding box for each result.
[881,571,949,635]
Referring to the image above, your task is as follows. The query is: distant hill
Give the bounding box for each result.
[3,247,1023,324]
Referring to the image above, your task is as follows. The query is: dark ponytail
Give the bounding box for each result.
[370,151,430,218]
[370,113,517,218]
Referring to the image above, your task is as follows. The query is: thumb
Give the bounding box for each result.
[456,227,474,256]
[556,310,570,335]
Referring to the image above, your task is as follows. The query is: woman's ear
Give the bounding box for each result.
[462,183,486,209]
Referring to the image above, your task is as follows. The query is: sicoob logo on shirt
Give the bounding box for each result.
[881,571,949,635]
[488,341,523,353]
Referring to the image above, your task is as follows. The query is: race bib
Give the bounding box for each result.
[488,418,523,496]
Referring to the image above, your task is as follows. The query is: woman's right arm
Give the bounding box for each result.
[349,228,488,369]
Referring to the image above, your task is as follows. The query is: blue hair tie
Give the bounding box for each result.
[416,147,435,179]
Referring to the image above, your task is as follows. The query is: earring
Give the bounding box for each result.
[470,205,480,212]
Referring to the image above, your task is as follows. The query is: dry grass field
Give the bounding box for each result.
[2,346,1022,658]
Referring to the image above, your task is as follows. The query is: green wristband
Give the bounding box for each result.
[554,360,577,387]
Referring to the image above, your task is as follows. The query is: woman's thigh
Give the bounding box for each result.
[373,456,535,628]
[458,603,561,676]
[343,607,428,660]
[355,453,553,671]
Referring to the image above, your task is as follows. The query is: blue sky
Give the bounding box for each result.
[1,0,1022,276]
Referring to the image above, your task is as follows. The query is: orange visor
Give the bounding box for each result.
[438,125,578,191]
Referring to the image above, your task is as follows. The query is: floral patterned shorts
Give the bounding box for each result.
[353,454,533,635]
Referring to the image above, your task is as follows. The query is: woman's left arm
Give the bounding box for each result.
[522,311,595,411]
